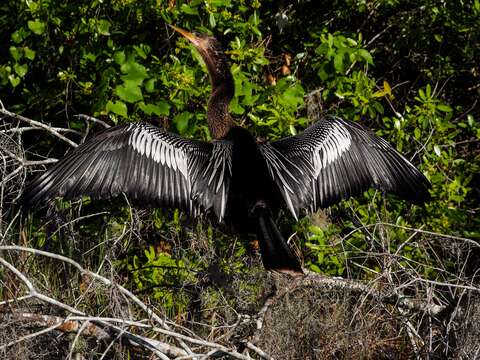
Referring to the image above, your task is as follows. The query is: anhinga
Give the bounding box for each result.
[22,27,431,273]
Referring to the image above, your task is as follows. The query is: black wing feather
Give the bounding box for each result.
[23,123,232,221]
[261,116,431,218]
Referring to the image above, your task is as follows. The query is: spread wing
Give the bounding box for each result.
[23,122,232,221]
[261,116,431,219]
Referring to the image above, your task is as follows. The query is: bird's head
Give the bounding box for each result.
[170,25,231,88]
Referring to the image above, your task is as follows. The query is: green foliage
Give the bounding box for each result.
[125,245,194,315]
[306,224,346,276]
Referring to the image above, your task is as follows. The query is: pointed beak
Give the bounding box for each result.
[169,25,203,48]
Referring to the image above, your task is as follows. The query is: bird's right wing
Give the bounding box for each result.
[23,123,232,221]
[261,116,431,219]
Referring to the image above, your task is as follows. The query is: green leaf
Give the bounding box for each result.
[426,84,432,98]
[229,97,245,115]
[317,64,330,81]
[134,45,150,59]
[280,84,304,108]
[83,52,96,62]
[139,101,170,116]
[11,29,28,44]
[289,124,297,135]
[24,47,36,60]
[467,114,474,127]
[180,4,199,15]
[437,104,452,113]
[154,101,170,115]
[346,37,357,46]
[114,51,126,65]
[334,53,344,73]
[116,81,143,103]
[106,100,127,117]
[394,119,401,130]
[9,47,21,61]
[414,127,421,140]
[144,78,156,93]
[209,13,216,28]
[120,57,148,85]
[327,33,334,48]
[372,90,385,98]
[27,20,45,35]
[357,49,373,64]
[8,74,20,88]
[97,19,111,36]
[174,111,193,134]
[14,64,28,78]
[383,80,392,96]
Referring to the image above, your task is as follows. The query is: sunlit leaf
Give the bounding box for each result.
[174,111,193,134]
[27,20,45,35]
[106,100,127,117]
[437,104,453,113]
[14,64,28,78]
[116,81,143,103]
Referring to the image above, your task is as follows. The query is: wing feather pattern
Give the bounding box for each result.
[23,123,232,221]
[261,116,430,219]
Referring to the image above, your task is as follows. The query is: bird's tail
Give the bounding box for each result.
[253,205,303,274]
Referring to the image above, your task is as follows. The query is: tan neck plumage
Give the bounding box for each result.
[207,83,235,139]
[199,44,235,140]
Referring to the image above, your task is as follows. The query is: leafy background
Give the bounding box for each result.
[0,0,479,358]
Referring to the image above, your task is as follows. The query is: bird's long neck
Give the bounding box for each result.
[207,81,234,139]
[203,52,235,139]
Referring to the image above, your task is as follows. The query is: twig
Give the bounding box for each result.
[299,271,446,315]
[243,341,275,360]
[0,320,66,351]
[1,126,81,135]
[13,312,109,340]
[74,114,111,129]
[8,312,188,359]
[337,222,478,248]
[0,105,78,148]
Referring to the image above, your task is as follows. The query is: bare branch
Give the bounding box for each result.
[74,114,111,129]
[1,126,81,135]
[0,105,78,148]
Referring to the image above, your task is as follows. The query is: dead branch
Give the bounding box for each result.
[0,102,78,148]
[6,312,189,359]
[1,126,81,136]
[11,312,110,340]
[299,271,447,315]
[337,222,479,248]
[0,255,180,359]
[0,245,274,359]
[73,114,111,129]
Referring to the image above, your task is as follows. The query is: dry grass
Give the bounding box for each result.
[257,277,409,359]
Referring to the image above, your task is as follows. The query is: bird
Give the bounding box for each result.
[22,26,431,274]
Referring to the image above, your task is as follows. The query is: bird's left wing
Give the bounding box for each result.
[260,116,430,219]
[23,122,232,221]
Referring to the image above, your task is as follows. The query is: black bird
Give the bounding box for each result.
[22,27,430,273]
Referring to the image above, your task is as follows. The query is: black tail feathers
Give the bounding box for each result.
[254,205,303,274]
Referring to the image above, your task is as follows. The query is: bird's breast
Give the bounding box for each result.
[224,127,281,214]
